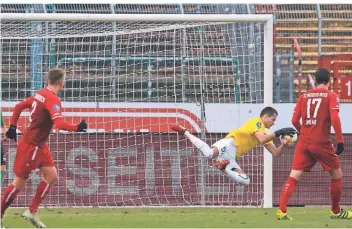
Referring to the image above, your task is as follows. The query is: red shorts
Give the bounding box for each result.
[14,139,55,179]
[292,139,340,172]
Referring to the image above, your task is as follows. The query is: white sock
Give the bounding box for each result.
[224,166,250,185]
[184,131,213,158]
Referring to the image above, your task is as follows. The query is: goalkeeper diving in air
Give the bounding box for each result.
[172,107,296,185]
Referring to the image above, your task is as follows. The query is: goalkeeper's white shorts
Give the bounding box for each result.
[211,138,240,170]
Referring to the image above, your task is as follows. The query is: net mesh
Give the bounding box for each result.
[1,21,224,39]
[2,3,352,209]
[1,16,267,207]
[1,19,265,104]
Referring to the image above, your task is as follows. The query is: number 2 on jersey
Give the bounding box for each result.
[29,101,38,123]
[306,98,322,119]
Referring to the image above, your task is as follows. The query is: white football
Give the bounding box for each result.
[280,133,298,145]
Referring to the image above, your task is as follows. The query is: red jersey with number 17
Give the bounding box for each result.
[292,87,341,144]
[17,88,63,146]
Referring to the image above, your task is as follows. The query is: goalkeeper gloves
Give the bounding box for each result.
[336,143,344,155]
[77,120,87,132]
[6,125,17,141]
[274,127,297,138]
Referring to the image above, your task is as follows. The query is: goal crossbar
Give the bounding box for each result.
[1,13,272,22]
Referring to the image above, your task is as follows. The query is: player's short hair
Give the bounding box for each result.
[315,68,330,85]
[260,106,278,117]
[48,68,65,85]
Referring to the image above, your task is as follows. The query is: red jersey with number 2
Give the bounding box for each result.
[292,88,340,143]
[21,88,63,146]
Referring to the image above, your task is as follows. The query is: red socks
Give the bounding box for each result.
[279,177,342,214]
[1,184,20,218]
[29,181,52,213]
[330,178,342,214]
[0,181,52,218]
[279,176,297,213]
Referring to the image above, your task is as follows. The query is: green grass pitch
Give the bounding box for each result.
[3,207,352,228]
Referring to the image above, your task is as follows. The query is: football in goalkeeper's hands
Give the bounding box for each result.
[280,133,298,145]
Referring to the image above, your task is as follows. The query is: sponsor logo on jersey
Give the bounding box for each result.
[53,104,60,112]
[34,93,46,103]
[306,93,328,98]
[256,122,262,129]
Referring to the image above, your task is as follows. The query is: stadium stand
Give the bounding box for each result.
[255,4,352,94]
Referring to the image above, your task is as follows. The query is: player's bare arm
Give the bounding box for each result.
[264,142,287,157]
[254,128,297,145]
[254,130,275,145]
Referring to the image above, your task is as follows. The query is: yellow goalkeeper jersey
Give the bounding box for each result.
[226,117,272,157]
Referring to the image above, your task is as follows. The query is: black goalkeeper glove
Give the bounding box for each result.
[336,143,344,155]
[6,125,17,141]
[274,127,297,138]
[77,120,87,132]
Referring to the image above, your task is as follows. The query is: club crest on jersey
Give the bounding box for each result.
[256,122,262,128]
[53,104,60,112]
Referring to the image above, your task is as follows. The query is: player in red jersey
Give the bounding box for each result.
[277,68,351,220]
[0,68,87,228]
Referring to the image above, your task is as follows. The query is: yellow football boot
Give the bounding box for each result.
[330,208,352,219]
[276,209,293,220]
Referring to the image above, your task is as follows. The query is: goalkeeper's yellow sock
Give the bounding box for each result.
[0,170,6,185]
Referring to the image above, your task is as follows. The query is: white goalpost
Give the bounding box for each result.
[1,13,273,208]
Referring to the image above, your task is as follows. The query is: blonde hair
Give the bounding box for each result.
[47,68,65,85]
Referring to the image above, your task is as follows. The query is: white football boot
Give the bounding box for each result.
[22,209,46,228]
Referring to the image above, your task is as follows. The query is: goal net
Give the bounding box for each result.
[1,13,273,207]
